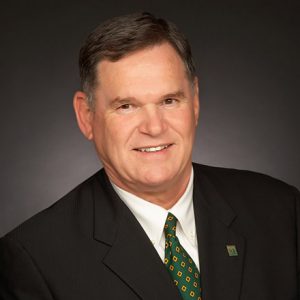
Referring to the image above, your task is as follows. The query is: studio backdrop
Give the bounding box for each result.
[0,0,299,236]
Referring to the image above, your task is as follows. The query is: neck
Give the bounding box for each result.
[108,166,192,209]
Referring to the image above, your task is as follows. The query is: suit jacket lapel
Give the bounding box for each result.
[193,166,245,300]
[93,171,182,300]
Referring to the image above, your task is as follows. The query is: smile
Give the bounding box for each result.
[134,144,172,153]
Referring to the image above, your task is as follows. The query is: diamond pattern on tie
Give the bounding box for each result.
[164,213,202,300]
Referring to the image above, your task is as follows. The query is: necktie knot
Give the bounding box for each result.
[164,212,177,238]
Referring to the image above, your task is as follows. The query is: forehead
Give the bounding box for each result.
[95,43,190,98]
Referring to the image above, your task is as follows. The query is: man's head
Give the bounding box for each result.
[79,12,196,108]
[74,12,199,207]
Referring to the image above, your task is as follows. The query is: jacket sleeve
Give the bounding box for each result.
[0,236,54,300]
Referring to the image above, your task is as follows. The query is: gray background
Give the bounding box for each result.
[1,0,299,236]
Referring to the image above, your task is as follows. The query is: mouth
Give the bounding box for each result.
[133,144,173,153]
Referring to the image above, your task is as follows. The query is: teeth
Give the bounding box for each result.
[137,145,169,152]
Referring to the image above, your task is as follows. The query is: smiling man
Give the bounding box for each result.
[1,12,300,300]
[74,41,199,209]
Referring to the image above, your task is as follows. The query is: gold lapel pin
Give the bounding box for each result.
[226,245,238,256]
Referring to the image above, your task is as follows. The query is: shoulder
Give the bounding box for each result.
[193,162,298,194]
[192,163,300,243]
[1,169,106,245]
[193,163,299,211]
[0,169,111,298]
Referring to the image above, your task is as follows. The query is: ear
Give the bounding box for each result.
[73,91,94,140]
[192,77,200,125]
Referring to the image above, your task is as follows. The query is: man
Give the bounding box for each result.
[0,12,299,300]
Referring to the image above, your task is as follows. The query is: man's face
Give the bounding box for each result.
[77,43,199,196]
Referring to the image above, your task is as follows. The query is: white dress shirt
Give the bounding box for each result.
[111,168,199,270]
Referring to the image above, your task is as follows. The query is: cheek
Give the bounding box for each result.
[102,116,134,149]
[168,107,197,133]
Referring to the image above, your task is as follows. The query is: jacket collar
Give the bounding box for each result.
[93,169,182,300]
[193,164,245,300]
[93,165,246,300]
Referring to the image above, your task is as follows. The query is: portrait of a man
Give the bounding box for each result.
[0,6,299,300]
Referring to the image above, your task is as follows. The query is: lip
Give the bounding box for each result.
[133,143,173,153]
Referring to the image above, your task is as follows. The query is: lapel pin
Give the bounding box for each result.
[226,245,238,256]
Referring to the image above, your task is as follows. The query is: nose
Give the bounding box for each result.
[139,105,167,136]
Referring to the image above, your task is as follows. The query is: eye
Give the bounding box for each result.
[119,104,132,110]
[162,98,179,106]
[116,103,137,114]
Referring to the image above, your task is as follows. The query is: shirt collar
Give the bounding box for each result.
[169,169,195,240]
[111,168,194,246]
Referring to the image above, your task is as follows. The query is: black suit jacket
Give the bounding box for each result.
[1,163,300,299]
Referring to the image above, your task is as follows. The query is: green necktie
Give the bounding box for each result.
[164,212,202,300]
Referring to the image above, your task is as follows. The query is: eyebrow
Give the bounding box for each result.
[161,90,186,100]
[109,90,186,107]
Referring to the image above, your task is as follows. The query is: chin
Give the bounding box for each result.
[138,169,175,187]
